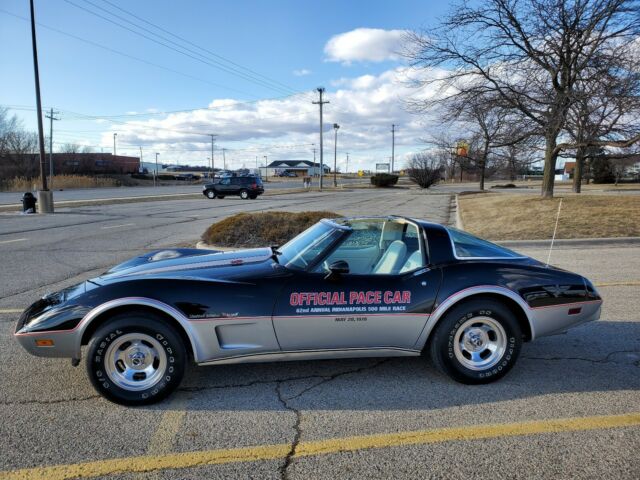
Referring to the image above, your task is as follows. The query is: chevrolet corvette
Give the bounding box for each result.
[15,216,602,405]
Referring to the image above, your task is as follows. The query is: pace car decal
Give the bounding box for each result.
[290,290,411,314]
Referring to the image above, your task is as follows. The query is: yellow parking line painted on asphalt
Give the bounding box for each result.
[0,309,22,314]
[594,280,640,287]
[0,238,27,245]
[100,223,136,230]
[147,395,188,455]
[1,412,638,480]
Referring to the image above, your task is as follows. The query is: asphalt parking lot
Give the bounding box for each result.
[0,188,638,479]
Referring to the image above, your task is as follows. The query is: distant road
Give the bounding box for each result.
[0,177,366,205]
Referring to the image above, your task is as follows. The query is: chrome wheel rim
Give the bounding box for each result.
[207,191,214,198]
[241,191,248,199]
[104,333,167,391]
[453,316,506,371]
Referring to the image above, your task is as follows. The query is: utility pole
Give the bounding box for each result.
[155,152,159,187]
[391,124,396,173]
[113,133,117,156]
[346,153,349,175]
[263,155,268,181]
[255,155,258,170]
[333,123,340,187]
[222,148,227,170]
[45,108,59,188]
[312,87,329,190]
[30,0,53,211]
[210,134,216,178]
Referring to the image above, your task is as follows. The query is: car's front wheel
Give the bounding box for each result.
[429,299,521,384]
[205,189,216,199]
[86,312,186,406]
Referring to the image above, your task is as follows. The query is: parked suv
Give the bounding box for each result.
[202,176,264,200]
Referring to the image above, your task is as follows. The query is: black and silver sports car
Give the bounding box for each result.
[15,216,602,405]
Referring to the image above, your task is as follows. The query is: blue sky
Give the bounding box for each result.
[0,0,452,170]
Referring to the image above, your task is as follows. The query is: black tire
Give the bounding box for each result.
[429,299,522,384]
[239,189,249,200]
[86,312,186,406]
[249,194,257,199]
[205,189,216,199]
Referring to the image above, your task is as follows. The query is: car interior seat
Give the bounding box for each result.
[400,250,422,273]
[372,240,407,274]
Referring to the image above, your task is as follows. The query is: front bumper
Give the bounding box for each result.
[14,327,81,358]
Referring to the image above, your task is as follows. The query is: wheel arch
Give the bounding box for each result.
[77,298,199,362]
[414,286,533,352]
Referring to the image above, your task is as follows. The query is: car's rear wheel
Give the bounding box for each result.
[206,189,216,199]
[217,195,225,199]
[86,312,186,406]
[249,194,257,199]
[240,189,249,199]
[429,299,521,384]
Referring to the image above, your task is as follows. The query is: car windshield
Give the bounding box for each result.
[278,220,347,270]
[446,227,524,259]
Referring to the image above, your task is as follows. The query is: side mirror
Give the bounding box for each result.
[325,260,349,280]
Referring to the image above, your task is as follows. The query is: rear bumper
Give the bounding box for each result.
[529,300,602,338]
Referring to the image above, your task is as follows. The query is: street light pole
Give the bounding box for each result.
[29,0,54,211]
[210,134,216,178]
[312,87,329,191]
[263,155,268,180]
[346,152,349,175]
[333,123,340,187]
[113,133,117,156]
[391,124,396,173]
[155,152,159,187]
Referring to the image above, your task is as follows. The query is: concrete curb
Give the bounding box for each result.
[455,194,463,229]
[496,237,640,248]
[0,186,324,213]
[195,241,235,251]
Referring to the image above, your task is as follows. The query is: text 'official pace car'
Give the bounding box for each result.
[15,217,602,405]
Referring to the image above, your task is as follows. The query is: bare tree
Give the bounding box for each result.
[404,0,640,197]
[407,152,442,188]
[60,143,81,154]
[566,50,640,192]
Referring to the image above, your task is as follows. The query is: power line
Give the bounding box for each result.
[99,0,311,99]
[0,8,261,99]
[64,0,309,98]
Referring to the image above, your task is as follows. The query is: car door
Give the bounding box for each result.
[272,221,442,351]
[216,178,231,194]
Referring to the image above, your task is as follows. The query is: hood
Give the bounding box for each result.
[92,247,274,284]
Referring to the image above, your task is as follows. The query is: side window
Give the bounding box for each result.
[231,178,241,185]
[447,228,522,258]
[316,220,426,275]
[220,178,230,185]
[317,222,383,274]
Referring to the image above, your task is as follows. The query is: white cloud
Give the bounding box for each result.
[293,69,312,76]
[100,67,445,171]
[324,28,406,64]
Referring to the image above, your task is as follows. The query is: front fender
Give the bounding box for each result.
[75,297,204,362]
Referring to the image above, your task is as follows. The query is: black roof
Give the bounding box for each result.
[266,160,322,168]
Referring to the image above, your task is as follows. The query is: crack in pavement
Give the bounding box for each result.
[0,393,101,406]
[522,350,640,366]
[273,359,391,480]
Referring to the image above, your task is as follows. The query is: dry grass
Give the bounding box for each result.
[3,175,119,191]
[458,193,640,240]
[202,211,340,248]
